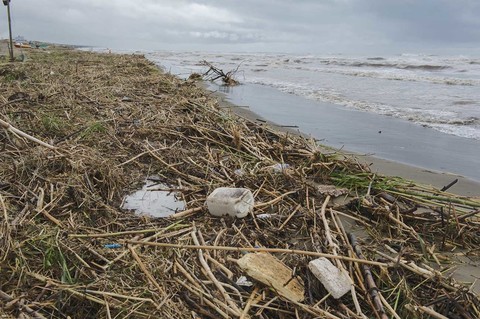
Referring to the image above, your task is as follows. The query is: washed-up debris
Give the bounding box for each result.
[233,168,245,176]
[269,163,291,173]
[7,91,30,101]
[235,275,253,287]
[315,184,348,197]
[308,257,351,299]
[202,60,240,86]
[206,187,254,218]
[188,73,202,81]
[236,253,305,302]
[104,243,122,249]
[256,213,273,219]
[1,45,479,319]
[121,178,185,217]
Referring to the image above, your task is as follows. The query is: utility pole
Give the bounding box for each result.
[3,0,13,61]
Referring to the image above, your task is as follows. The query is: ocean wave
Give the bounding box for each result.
[318,60,451,71]
[401,64,451,71]
[281,66,479,86]
[419,123,480,140]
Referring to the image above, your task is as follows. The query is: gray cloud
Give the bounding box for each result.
[3,0,480,54]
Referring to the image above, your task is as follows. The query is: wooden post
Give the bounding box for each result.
[6,1,14,61]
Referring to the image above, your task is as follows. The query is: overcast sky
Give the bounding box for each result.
[4,0,480,54]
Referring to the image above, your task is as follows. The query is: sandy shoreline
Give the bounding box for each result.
[210,89,480,197]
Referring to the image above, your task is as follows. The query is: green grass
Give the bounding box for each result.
[43,236,74,284]
[78,121,106,140]
[41,113,64,133]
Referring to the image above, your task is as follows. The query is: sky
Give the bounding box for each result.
[3,0,480,55]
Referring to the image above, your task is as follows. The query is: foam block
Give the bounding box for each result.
[308,257,351,299]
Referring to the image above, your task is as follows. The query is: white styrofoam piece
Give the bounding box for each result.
[308,257,352,299]
[206,187,254,218]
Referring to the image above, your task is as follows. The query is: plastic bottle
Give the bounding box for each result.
[206,187,254,218]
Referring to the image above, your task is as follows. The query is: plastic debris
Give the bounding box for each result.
[233,168,245,176]
[235,276,253,287]
[237,253,305,302]
[256,213,272,219]
[308,257,352,299]
[269,163,291,173]
[104,243,122,249]
[206,187,254,218]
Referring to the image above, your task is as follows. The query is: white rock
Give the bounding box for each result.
[206,187,254,218]
[308,257,351,299]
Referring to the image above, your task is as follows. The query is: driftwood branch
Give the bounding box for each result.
[202,60,240,86]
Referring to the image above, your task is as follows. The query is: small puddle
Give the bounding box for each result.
[121,177,185,217]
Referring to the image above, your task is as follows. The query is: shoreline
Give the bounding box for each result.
[151,55,480,196]
[149,53,480,184]
[210,86,480,197]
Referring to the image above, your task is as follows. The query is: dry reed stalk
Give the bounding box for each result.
[175,278,230,318]
[405,304,450,319]
[240,286,258,319]
[191,229,242,317]
[127,240,388,267]
[0,290,47,319]
[348,234,389,319]
[0,117,56,149]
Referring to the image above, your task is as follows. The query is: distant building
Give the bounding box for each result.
[14,36,26,44]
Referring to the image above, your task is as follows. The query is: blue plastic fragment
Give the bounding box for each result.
[104,243,122,249]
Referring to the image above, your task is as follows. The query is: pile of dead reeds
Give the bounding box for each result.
[0,47,479,319]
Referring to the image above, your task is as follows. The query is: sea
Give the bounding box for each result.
[144,51,480,181]
[148,52,480,139]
